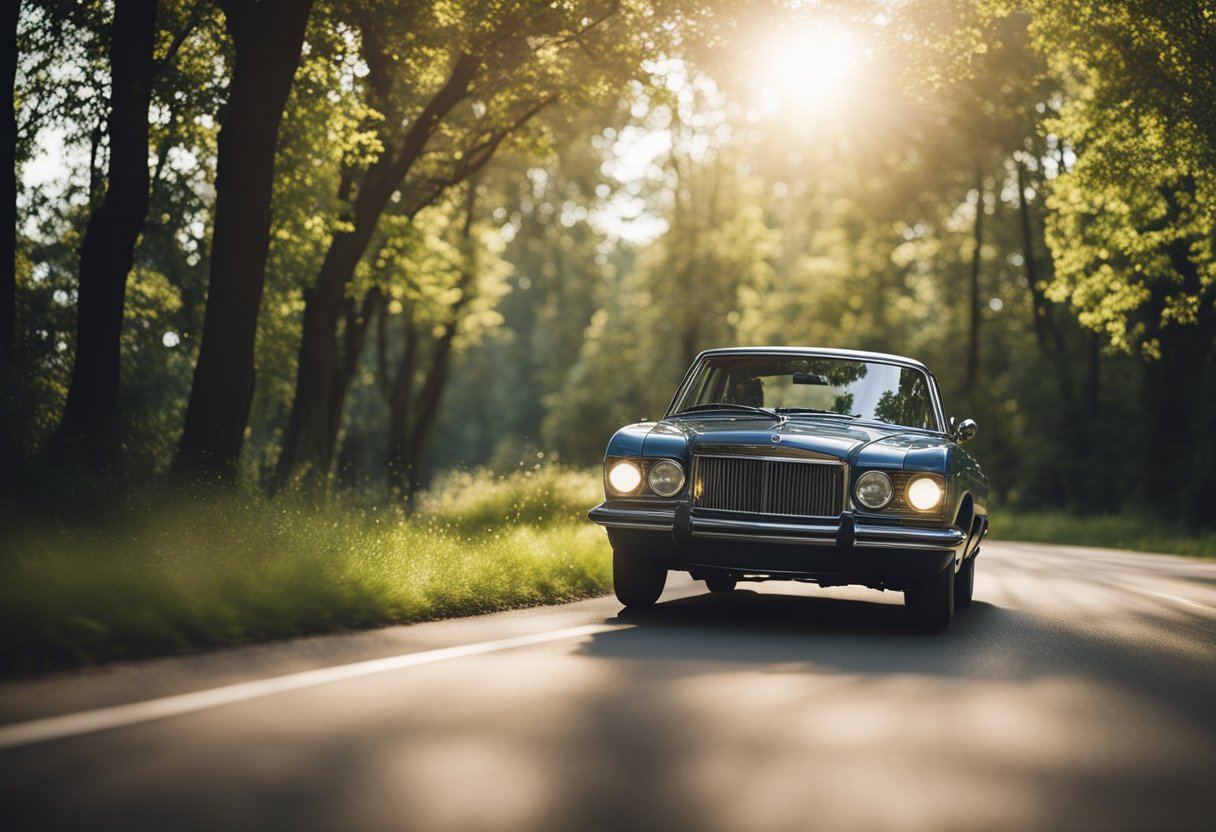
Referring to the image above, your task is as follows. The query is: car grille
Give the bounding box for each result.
[692,455,844,518]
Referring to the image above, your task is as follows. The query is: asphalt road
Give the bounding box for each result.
[2,541,1215,832]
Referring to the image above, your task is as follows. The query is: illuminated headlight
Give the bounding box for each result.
[907,476,944,512]
[607,460,643,495]
[855,471,894,510]
[647,459,685,497]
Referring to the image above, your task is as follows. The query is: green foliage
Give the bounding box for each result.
[991,508,1216,561]
[10,0,1216,632]
[0,466,609,674]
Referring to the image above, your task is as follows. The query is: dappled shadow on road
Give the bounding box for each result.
[582,585,1216,744]
[560,584,1216,832]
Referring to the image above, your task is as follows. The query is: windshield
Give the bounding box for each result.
[669,354,941,431]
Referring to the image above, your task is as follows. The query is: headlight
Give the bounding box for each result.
[907,476,944,512]
[607,460,643,495]
[855,471,894,510]
[647,459,685,497]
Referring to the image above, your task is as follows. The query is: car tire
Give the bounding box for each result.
[705,575,737,593]
[955,554,975,608]
[613,549,667,608]
[905,564,954,631]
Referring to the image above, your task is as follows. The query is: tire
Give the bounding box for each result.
[613,549,667,608]
[705,574,737,593]
[955,554,975,608]
[905,563,954,631]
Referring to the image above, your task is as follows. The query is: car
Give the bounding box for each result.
[588,346,989,630]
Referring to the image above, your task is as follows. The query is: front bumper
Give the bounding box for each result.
[588,501,964,589]
[587,503,966,551]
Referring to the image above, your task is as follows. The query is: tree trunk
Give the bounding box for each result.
[51,0,158,466]
[1142,216,1216,524]
[174,0,313,481]
[386,316,419,496]
[274,52,477,487]
[397,321,459,505]
[386,184,477,505]
[965,168,984,393]
[1,0,18,371]
[1016,160,1064,356]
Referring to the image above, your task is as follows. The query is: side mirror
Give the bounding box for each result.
[952,418,978,443]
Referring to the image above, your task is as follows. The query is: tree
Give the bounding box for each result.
[274,0,696,489]
[49,0,159,465]
[2,0,18,371]
[378,181,508,501]
[175,0,314,481]
[996,0,1216,522]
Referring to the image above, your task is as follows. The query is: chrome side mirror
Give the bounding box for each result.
[952,418,978,443]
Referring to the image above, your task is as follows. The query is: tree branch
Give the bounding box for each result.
[154,0,208,78]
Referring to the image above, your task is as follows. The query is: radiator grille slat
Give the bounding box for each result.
[693,456,843,518]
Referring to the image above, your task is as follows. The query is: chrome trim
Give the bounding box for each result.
[692,454,847,518]
[694,531,838,545]
[693,516,837,535]
[587,505,675,530]
[693,516,963,549]
[695,453,841,465]
[588,503,966,551]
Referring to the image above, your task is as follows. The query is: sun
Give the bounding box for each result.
[757,26,865,115]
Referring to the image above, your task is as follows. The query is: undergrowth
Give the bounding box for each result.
[990,508,1216,560]
[0,466,610,675]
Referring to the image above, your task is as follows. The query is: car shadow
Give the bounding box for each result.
[583,587,1012,680]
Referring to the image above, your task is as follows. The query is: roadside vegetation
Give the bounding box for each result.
[0,467,610,676]
[991,510,1216,562]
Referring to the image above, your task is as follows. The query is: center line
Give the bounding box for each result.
[0,623,620,751]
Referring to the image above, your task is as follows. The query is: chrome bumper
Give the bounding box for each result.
[587,503,966,551]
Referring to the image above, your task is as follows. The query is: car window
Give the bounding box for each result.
[672,355,939,431]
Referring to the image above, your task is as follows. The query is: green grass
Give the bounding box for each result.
[0,466,611,675]
[990,509,1216,560]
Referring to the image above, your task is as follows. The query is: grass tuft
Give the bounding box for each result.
[0,466,610,675]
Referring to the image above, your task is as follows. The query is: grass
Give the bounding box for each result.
[989,508,1216,560]
[6,466,1213,676]
[0,466,611,675]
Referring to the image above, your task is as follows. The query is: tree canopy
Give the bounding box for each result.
[5,0,1214,525]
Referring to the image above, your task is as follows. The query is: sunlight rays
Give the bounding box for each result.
[756,26,866,116]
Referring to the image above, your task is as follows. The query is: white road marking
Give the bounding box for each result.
[0,623,620,751]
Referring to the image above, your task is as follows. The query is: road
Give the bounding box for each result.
[2,541,1215,831]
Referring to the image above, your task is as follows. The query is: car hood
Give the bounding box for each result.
[608,415,954,470]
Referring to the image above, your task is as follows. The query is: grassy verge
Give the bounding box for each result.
[989,509,1216,560]
[0,467,610,675]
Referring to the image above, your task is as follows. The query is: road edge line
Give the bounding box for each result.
[0,623,619,751]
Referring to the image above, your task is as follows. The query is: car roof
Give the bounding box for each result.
[693,346,933,374]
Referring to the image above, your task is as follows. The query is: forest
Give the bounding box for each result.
[3,0,1215,528]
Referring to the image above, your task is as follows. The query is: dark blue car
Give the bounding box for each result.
[588,346,989,630]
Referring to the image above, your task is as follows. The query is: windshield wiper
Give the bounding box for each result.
[775,407,860,418]
[674,403,781,420]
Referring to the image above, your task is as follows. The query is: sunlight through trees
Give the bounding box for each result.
[5,0,1214,525]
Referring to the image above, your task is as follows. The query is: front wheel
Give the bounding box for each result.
[905,564,954,631]
[705,574,737,593]
[613,549,667,608]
